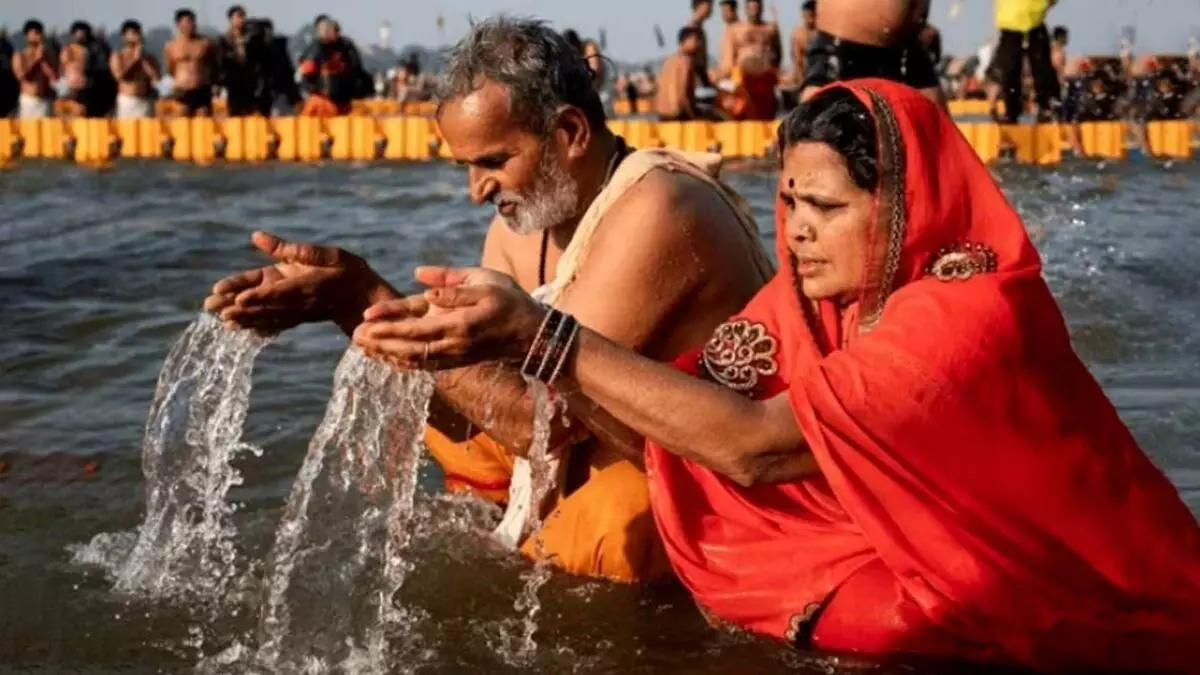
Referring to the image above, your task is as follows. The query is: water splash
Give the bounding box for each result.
[242,349,434,674]
[72,314,269,605]
[493,381,560,666]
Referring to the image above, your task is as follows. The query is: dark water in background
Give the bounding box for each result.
[0,159,1197,674]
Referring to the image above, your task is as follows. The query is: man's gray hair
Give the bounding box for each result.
[437,16,606,133]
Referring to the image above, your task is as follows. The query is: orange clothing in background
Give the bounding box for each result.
[718,67,779,121]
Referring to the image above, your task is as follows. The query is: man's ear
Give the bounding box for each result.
[552,106,592,161]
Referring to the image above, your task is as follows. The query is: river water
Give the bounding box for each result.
[1,158,1197,674]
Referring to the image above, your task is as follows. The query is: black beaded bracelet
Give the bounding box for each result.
[520,306,579,385]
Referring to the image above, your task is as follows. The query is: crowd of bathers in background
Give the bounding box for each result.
[641,1,1200,126]
[1,0,1197,136]
[0,7,436,120]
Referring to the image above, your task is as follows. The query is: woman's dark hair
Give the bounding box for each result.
[777,87,879,191]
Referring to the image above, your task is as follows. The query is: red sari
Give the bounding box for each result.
[645,80,1200,672]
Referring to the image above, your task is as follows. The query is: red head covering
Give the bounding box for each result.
[645,80,1200,671]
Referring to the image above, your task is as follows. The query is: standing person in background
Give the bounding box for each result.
[59,22,93,115]
[0,27,19,118]
[656,26,709,120]
[790,1,816,83]
[87,24,117,117]
[218,5,260,116]
[13,20,58,119]
[164,8,216,116]
[716,0,782,120]
[685,0,714,88]
[1050,25,1069,85]
[799,0,942,105]
[582,38,606,93]
[263,20,299,115]
[992,0,1060,122]
[110,20,159,119]
[297,17,359,116]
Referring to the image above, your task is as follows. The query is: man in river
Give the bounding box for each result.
[800,0,942,104]
[205,16,772,583]
[683,0,714,88]
[655,27,709,120]
[164,8,215,116]
[12,21,57,119]
[790,1,816,83]
[715,0,782,120]
[110,20,160,119]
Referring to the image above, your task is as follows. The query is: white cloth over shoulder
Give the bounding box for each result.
[490,147,773,550]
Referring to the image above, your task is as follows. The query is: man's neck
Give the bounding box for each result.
[689,9,707,25]
[551,131,619,250]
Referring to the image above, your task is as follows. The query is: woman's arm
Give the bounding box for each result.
[354,270,819,486]
[559,327,816,486]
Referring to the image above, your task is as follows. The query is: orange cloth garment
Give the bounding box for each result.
[719,67,779,120]
[645,79,1200,671]
[425,426,513,504]
[299,94,350,117]
[424,427,671,583]
[521,459,673,582]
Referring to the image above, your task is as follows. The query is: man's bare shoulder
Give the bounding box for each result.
[600,167,746,251]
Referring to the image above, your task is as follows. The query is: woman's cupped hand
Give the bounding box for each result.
[352,266,548,371]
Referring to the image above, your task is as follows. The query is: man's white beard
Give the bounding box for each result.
[496,149,580,237]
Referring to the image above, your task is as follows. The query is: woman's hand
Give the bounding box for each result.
[352,266,547,370]
[203,231,394,336]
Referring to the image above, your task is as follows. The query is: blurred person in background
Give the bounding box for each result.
[0,27,18,118]
[656,26,717,120]
[992,0,1060,121]
[110,20,160,119]
[218,5,272,116]
[262,19,300,115]
[716,0,782,120]
[298,16,361,116]
[164,8,216,116]
[800,0,941,105]
[13,20,58,119]
[685,0,714,88]
[790,1,816,83]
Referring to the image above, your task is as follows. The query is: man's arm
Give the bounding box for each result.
[143,54,161,81]
[769,26,783,69]
[12,52,31,80]
[163,42,177,77]
[717,26,737,79]
[427,171,721,459]
[39,50,58,80]
[680,59,698,118]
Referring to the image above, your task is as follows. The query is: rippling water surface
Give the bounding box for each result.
[1,158,1198,674]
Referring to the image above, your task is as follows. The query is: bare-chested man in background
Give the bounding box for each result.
[790,1,816,82]
[656,26,707,120]
[800,0,942,104]
[13,20,57,119]
[715,0,781,120]
[59,22,93,110]
[111,20,160,118]
[164,8,214,116]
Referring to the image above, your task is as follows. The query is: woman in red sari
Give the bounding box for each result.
[354,80,1200,671]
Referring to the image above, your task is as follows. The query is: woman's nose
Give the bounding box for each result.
[786,212,815,242]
